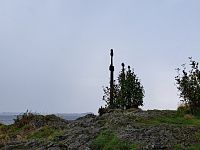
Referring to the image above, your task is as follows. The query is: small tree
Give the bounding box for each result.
[103,64,144,109]
[175,57,200,115]
[102,80,120,108]
[117,63,127,108]
[125,66,144,109]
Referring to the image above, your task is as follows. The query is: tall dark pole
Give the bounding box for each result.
[109,49,114,107]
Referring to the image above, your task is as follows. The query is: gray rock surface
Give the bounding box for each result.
[1,110,200,150]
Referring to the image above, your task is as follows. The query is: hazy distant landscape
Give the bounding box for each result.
[0,112,90,125]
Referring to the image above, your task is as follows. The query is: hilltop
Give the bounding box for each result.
[1,109,200,150]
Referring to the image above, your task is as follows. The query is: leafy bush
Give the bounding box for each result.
[14,110,35,127]
[175,58,200,115]
[177,103,190,116]
[98,107,107,116]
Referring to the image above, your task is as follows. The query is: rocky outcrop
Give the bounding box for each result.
[55,114,101,150]
[119,124,200,149]
[1,110,200,150]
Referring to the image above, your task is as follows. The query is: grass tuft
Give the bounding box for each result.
[26,126,63,140]
[139,113,200,126]
[187,144,200,150]
[90,130,138,150]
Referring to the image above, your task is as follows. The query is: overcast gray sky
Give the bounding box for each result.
[0,0,200,114]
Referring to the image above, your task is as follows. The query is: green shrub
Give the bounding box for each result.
[14,110,35,127]
[175,58,200,115]
[177,103,190,116]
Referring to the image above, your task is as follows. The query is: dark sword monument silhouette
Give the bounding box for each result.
[109,49,114,107]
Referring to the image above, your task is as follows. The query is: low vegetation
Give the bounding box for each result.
[143,113,200,126]
[26,126,63,140]
[174,143,200,150]
[0,111,67,144]
[187,144,200,150]
[91,130,138,150]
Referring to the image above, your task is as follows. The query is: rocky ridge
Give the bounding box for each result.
[1,109,200,149]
